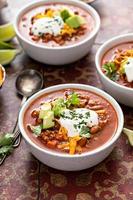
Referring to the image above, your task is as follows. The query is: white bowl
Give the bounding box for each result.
[19,84,124,171]
[95,33,133,107]
[14,0,100,65]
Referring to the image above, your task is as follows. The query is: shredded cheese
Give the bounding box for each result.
[32,9,76,37]
[33,9,55,20]
[61,24,76,36]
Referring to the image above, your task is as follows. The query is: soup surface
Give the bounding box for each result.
[18,3,95,47]
[102,42,133,88]
[23,89,118,155]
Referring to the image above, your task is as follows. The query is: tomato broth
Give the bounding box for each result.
[23,89,118,154]
[18,3,95,47]
[102,42,133,88]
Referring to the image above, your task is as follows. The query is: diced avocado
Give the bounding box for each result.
[39,103,51,119]
[43,110,55,129]
[66,15,86,28]
[60,9,71,21]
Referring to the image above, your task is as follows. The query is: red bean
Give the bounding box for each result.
[78,138,87,147]
[90,125,100,134]
[31,110,39,118]
[32,36,40,41]
[89,105,103,110]
[35,118,42,125]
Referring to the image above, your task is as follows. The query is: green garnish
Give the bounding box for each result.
[52,92,80,117]
[28,124,42,136]
[52,98,66,116]
[60,9,71,22]
[85,112,90,118]
[66,92,80,107]
[66,15,86,28]
[102,62,119,81]
[0,133,13,146]
[79,126,90,138]
[0,145,13,156]
[0,133,13,157]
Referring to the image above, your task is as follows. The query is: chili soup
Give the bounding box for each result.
[101,42,133,88]
[23,88,118,155]
[18,3,95,47]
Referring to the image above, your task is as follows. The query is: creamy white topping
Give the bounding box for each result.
[123,57,133,82]
[31,16,64,36]
[59,108,99,137]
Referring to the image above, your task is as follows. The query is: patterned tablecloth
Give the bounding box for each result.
[0,0,133,199]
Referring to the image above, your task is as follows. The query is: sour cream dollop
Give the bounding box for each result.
[123,57,133,82]
[31,16,64,36]
[59,108,99,137]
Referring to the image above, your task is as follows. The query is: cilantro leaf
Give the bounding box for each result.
[66,92,80,107]
[28,124,42,136]
[102,62,119,81]
[0,133,13,146]
[52,92,80,117]
[0,145,13,156]
[102,62,116,75]
[52,98,66,116]
[79,126,90,138]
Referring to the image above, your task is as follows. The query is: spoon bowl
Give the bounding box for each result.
[16,69,43,97]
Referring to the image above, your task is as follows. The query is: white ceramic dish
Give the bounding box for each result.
[95,33,133,107]
[19,84,124,171]
[14,0,100,65]
[81,0,96,3]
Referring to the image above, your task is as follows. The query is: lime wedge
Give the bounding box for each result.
[0,49,21,65]
[0,23,16,41]
[123,128,133,146]
[0,41,15,49]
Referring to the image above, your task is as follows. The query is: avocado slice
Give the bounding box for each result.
[66,15,86,28]
[43,110,55,129]
[60,9,71,21]
[39,103,51,119]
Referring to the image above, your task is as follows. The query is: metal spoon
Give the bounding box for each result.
[0,69,44,165]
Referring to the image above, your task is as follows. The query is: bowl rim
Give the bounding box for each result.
[19,83,124,158]
[95,33,133,92]
[14,0,100,50]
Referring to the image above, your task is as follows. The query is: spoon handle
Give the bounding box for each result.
[13,96,27,146]
[21,96,27,106]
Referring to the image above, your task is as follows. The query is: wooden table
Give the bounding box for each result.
[0,0,133,199]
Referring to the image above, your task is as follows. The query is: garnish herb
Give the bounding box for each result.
[79,126,90,138]
[52,92,80,117]
[102,62,119,81]
[28,124,42,136]
[0,145,13,156]
[52,98,66,116]
[0,133,13,157]
[66,92,80,107]
[0,133,13,146]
